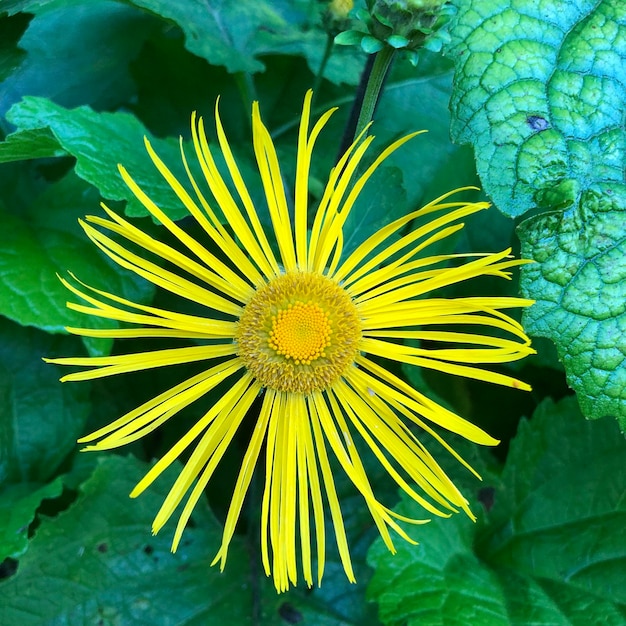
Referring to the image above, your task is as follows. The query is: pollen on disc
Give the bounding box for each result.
[268,301,332,365]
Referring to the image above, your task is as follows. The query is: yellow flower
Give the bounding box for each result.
[47,91,533,592]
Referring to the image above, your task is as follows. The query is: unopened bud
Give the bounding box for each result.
[328,0,353,19]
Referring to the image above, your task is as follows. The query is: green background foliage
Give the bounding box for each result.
[0,0,622,624]
[368,397,626,624]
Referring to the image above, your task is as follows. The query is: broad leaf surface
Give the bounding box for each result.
[0,478,63,561]
[5,96,192,220]
[368,397,626,625]
[447,0,626,427]
[0,0,155,118]
[125,0,363,84]
[0,320,90,485]
[0,455,253,625]
[0,171,153,339]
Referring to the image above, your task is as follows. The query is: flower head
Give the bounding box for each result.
[48,91,533,592]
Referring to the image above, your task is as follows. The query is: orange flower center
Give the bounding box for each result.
[236,272,361,394]
[268,301,332,365]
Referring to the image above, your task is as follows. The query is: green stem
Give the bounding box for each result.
[234,72,257,132]
[353,45,396,141]
[311,33,335,109]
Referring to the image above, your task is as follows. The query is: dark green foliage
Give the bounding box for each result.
[368,398,626,625]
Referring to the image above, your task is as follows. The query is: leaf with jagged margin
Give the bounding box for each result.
[446,0,626,428]
[3,96,267,226]
[4,96,193,220]
[368,397,626,625]
[0,127,67,161]
[0,478,63,561]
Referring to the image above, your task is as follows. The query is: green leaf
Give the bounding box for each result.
[0,0,156,117]
[0,455,255,625]
[125,0,363,84]
[0,127,67,162]
[0,478,63,561]
[362,35,385,53]
[0,319,90,485]
[447,0,624,218]
[0,170,154,337]
[335,29,367,46]
[519,203,626,429]
[0,452,381,625]
[5,96,191,220]
[387,35,409,49]
[378,53,480,210]
[368,397,626,625]
[447,0,626,428]
[126,0,285,73]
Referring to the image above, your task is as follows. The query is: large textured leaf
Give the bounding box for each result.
[368,397,626,625]
[447,0,626,428]
[519,200,626,429]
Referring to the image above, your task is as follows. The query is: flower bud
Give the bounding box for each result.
[323,0,354,36]
[335,0,455,63]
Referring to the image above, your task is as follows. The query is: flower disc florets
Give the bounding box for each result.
[237,272,361,394]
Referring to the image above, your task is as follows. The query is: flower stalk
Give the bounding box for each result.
[353,45,396,141]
